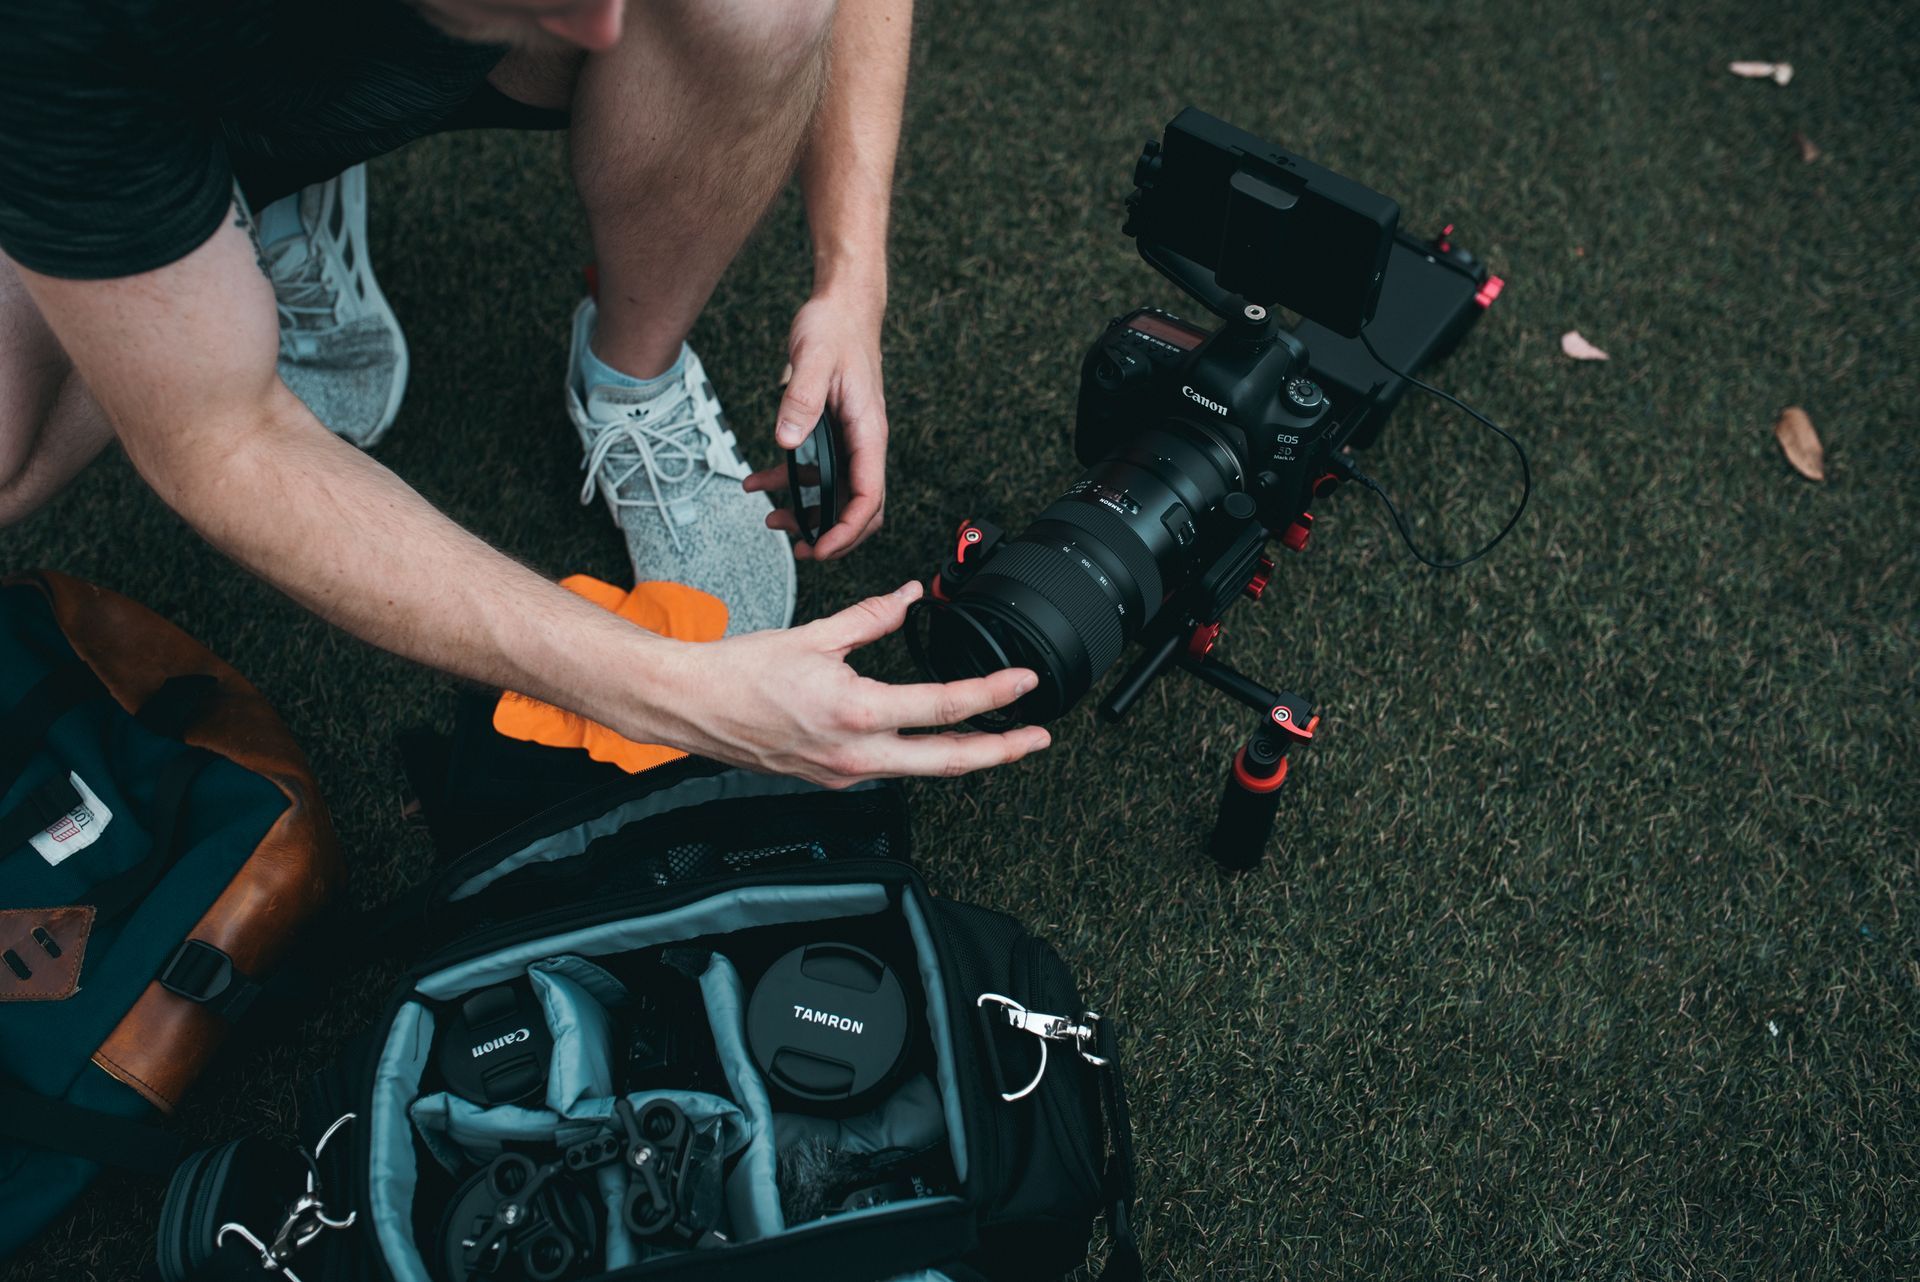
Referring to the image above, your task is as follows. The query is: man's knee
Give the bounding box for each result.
[0,368,60,527]
[0,437,49,528]
[0,368,105,528]
[0,259,103,525]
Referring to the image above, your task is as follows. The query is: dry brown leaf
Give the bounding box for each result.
[1729,60,1794,85]
[1793,130,1822,162]
[1774,406,1824,481]
[1560,330,1611,361]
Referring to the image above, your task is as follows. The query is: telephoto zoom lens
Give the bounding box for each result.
[924,422,1241,722]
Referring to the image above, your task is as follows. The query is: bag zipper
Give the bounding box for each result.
[424,771,903,923]
[414,855,917,976]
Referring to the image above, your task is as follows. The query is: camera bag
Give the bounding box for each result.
[0,570,344,1259]
[173,755,1139,1282]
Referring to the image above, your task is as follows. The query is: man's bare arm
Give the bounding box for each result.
[20,213,674,715]
[758,0,913,558]
[799,0,911,310]
[19,207,1048,785]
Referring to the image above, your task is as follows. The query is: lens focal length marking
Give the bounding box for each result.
[1057,542,1127,618]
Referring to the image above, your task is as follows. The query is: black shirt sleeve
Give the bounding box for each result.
[0,1,233,280]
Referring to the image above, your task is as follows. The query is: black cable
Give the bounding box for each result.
[1334,324,1532,569]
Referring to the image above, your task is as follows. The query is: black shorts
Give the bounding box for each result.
[234,81,571,212]
[0,0,572,280]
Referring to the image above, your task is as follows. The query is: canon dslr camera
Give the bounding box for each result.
[908,108,1516,868]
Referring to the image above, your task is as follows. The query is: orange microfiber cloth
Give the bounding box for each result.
[493,574,728,774]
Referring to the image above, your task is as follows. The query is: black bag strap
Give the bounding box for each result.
[0,772,84,855]
[1093,1017,1143,1282]
[135,674,220,740]
[153,939,265,1023]
[81,745,216,925]
[0,661,108,794]
[0,1083,190,1177]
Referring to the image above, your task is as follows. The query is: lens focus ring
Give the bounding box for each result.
[1038,498,1165,614]
[966,541,1125,677]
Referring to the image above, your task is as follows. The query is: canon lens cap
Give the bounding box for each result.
[746,942,909,1113]
[435,978,553,1107]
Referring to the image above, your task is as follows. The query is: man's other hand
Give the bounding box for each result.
[746,289,889,560]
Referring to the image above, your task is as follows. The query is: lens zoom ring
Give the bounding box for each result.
[971,542,1125,677]
[1042,500,1164,613]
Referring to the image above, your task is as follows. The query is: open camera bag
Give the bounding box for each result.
[0,570,344,1258]
[202,757,1141,1282]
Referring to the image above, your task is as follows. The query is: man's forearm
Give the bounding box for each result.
[141,384,683,734]
[10,223,668,731]
[798,0,912,307]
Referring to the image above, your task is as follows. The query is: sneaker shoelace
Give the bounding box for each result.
[579,385,734,552]
[267,237,347,354]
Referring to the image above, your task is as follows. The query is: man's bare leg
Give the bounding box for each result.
[0,255,116,525]
[567,0,837,379]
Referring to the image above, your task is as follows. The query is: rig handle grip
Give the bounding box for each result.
[1206,743,1287,871]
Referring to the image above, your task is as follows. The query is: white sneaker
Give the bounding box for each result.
[248,164,409,447]
[565,298,796,636]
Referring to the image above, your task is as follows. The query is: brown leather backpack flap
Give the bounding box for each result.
[13,572,345,1112]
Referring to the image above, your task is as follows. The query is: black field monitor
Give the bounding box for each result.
[1128,107,1400,336]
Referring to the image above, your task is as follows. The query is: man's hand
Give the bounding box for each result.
[635,579,1050,787]
[745,287,888,560]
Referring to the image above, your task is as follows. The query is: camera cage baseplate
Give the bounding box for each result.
[1091,485,1321,871]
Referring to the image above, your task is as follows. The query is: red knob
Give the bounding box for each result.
[1280,516,1313,553]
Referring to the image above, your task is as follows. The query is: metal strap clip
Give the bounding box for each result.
[216,1112,359,1280]
[977,993,1111,1102]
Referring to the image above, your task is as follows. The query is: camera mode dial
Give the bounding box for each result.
[1286,378,1324,410]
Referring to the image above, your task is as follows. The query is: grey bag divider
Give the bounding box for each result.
[527,957,628,1114]
[693,953,782,1240]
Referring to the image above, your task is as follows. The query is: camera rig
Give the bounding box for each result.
[919,109,1511,870]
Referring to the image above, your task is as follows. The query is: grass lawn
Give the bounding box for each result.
[5,0,1916,1276]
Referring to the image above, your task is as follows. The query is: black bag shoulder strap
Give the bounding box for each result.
[0,661,108,795]
[81,746,217,924]
[1094,1017,1143,1282]
[0,773,84,855]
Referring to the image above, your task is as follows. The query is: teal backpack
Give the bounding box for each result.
[0,570,342,1258]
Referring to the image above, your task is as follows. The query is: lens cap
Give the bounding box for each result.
[784,408,844,545]
[435,978,553,1107]
[746,942,908,1113]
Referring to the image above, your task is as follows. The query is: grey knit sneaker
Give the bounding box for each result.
[566,298,795,636]
[250,165,409,447]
